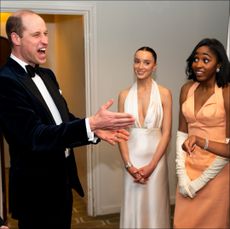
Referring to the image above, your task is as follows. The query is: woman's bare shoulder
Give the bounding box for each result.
[157,83,171,97]
[223,83,230,105]
[181,80,194,92]
[118,86,131,111]
[179,80,194,103]
[118,86,131,99]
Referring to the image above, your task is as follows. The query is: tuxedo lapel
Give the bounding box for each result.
[8,58,58,123]
[38,71,70,122]
[8,58,69,123]
[22,76,57,123]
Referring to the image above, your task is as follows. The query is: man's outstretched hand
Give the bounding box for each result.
[89,99,135,131]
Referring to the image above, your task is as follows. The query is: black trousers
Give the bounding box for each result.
[18,186,73,229]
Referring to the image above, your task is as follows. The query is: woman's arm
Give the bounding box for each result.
[118,90,141,180]
[117,90,131,165]
[139,86,172,180]
[178,83,191,133]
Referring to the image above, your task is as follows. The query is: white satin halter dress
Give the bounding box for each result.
[120,80,170,229]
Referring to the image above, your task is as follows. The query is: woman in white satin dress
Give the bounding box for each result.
[118,47,172,228]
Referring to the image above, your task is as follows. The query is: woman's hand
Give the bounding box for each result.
[138,163,156,182]
[126,166,146,184]
[182,135,197,156]
[127,166,140,179]
[129,164,155,184]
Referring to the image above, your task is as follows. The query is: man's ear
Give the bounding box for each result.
[11,32,21,46]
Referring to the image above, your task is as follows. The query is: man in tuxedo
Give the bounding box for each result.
[0,10,134,229]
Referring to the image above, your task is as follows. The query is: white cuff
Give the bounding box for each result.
[85,118,98,143]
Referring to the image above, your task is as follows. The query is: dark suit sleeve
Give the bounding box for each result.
[0,75,91,153]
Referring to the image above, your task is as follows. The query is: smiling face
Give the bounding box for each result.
[133,50,157,80]
[11,12,48,66]
[192,45,220,83]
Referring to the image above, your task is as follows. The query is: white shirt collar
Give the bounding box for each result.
[10,54,29,72]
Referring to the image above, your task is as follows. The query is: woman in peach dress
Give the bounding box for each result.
[174,38,230,228]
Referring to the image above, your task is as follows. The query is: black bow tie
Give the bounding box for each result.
[25,64,40,78]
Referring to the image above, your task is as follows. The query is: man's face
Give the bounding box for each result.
[17,13,48,66]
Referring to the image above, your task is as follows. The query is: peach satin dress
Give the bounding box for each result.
[174,82,230,228]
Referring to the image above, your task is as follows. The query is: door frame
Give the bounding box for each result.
[0,1,98,216]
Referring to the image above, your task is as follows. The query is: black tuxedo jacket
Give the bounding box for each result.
[0,58,94,219]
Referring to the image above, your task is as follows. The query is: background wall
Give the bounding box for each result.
[93,1,229,214]
[228,16,230,59]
